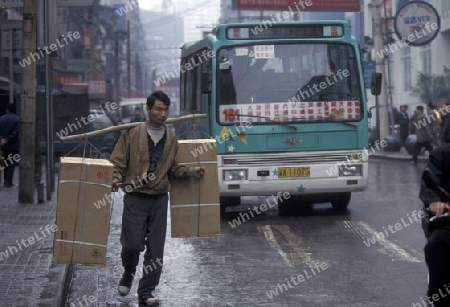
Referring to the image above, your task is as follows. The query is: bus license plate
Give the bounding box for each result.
[278,167,310,178]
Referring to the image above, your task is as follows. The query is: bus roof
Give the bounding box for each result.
[181,20,352,56]
[119,98,147,106]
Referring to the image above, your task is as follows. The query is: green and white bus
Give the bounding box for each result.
[178,21,380,214]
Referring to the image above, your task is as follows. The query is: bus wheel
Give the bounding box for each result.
[331,192,351,212]
[220,196,240,216]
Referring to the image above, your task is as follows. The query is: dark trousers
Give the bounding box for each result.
[413,141,433,163]
[425,228,450,306]
[2,149,18,185]
[120,192,168,296]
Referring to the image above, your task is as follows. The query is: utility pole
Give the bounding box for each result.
[20,0,37,204]
[135,53,139,97]
[127,18,131,98]
[371,0,389,141]
[114,31,119,101]
[44,0,54,200]
[90,4,96,81]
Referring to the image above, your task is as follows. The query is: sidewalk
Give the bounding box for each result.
[0,169,69,307]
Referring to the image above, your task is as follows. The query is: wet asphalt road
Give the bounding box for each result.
[67,160,430,307]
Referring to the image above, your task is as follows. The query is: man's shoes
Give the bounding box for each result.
[139,293,159,306]
[118,274,134,296]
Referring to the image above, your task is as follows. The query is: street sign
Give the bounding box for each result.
[0,0,23,7]
[86,69,103,82]
[363,61,376,89]
[235,0,359,12]
[57,0,93,7]
[1,22,22,57]
[89,81,106,98]
[394,1,440,46]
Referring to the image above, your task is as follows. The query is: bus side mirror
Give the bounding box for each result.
[202,70,212,94]
[371,72,382,96]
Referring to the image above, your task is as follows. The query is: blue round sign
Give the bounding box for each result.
[394,0,440,46]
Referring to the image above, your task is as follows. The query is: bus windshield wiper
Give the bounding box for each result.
[235,114,297,130]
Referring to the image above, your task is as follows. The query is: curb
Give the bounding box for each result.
[369,153,429,162]
[59,264,73,307]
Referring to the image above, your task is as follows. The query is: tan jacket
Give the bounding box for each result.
[110,123,195,195]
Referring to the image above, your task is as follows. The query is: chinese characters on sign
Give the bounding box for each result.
[220,101,361,123]
[89,81,106,96]
[254,45,275,59]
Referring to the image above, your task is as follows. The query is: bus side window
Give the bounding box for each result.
[186,57,196,112]
[180,58,187,111]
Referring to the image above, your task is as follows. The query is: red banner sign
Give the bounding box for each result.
[236,0,359,12]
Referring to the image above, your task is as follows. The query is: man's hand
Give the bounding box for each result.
[195,167,205,178]
[429,202,448,216]
[112,178,121,192]
[0,138,6,145]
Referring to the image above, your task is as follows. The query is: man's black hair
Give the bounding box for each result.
[417,105,424,112]
[147,91,171,109]
[6,104,16,114]
[135,107,141,111]
[427,102,434,109]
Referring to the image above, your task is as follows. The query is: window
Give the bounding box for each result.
[421,46,432,74]
[180,58,187,110]
[444,0,450,12]
[402,47,411,91]
[217,43,362,124]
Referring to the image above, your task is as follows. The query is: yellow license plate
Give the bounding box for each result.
[278,167,310,178]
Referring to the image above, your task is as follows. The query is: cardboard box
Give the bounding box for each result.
[53,157,113,266]
[170,139,220,237]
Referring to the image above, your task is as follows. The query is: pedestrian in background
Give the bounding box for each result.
[110,91,204,306]
[427,102,442,148]
[0,104,20,187]
[441,101,450,144]
[412,105,433,165]
[130,107,145,123]
[397,105,410,145]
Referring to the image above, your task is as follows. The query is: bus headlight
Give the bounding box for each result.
[339,165,362,177]
[223,170,247,181]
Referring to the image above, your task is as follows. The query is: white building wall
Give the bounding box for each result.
[365,0,450,112]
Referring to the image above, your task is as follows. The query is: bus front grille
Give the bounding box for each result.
[230,154,349,166]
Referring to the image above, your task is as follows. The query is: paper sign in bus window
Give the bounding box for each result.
[254,45,274,59]
[219,101,361,123]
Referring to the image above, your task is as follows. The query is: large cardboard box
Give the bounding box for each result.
[53,157,113,265]
[170,139,220,237]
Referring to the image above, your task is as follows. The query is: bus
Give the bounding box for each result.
[118,98,148,123]
[178,21,381,215]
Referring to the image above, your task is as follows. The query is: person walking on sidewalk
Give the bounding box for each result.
[412,105,433,165]
[397,105,410,145]
[110,90,204,306]
[0,104,20,187]
[427,102,442,148]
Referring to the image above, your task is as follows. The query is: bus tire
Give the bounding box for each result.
[331,192,351,212]
[220,196,240,216]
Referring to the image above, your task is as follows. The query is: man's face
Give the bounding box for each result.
[147,100,169,126]
[135,109,141,118]
[400,106,406,112]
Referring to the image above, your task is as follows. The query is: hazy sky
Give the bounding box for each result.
[139,0,161,11]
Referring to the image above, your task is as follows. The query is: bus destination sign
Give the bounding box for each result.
[227,25,343,40]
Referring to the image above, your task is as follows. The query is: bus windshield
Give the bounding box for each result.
[217,43,362,124]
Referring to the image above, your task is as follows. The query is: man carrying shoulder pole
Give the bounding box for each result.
[110,90,204,306]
